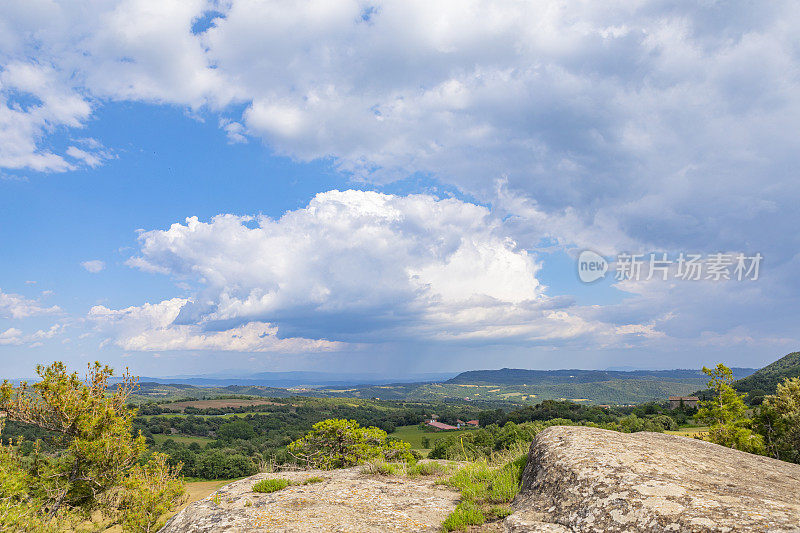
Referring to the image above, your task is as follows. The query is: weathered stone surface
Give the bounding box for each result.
[504,510,572,532]
[508,426,800,532]
[159,466,460,532]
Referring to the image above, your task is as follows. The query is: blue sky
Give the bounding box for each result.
[1,1,799,377]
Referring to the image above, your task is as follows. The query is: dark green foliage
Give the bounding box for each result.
[651,414,678,431]
[746,389,767,406]
[196,450,257,479]
[217,420,256,440]
[499,399,618,425]
[476,400,685,435]
[755,377,800,463]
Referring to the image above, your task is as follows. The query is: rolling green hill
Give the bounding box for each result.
[448,368,755,385]
[733,351,800,395]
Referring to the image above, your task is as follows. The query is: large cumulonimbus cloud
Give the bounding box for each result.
[92,190,653,351]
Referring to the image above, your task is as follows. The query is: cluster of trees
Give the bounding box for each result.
[137,399,439,438]
[427,412,682,461]
[478,400,617,427]
[158,440,259,479]
[0,362,184,532]
[476,399,690,433]
[134,399,482,478]
[695,364,800,463]
[136,403,182,415]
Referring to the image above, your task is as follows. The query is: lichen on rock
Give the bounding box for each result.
[158,466,460,532]
[508,426,800,532]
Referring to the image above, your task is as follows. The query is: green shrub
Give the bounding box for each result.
[695,364,765,454]
[0,439,54,531]
[652,414,678,431]
[302,476,325,484]
[383,439,416,463]
[0,362,184,531]
[441,501,485,531]
[217,420,256,441]
[197,450,257,479]
[446,460,521,503]
[117,453,186,533]
[756,377,800,463]
[252,478,290,493]
[428,421,556,461]
[287,419,413,469]
[504,451,528,484]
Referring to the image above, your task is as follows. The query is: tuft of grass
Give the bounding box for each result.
[485,467,519,503]
[379,462,406,476]
[487,505,513,519]
[439,450,528,529]
[362,460,408,476]
[441,501,485,531]
[445,461,495,502]
[302,476,325,484]
[252,478,290,493]
[407,461,450,477]
[505,450,529,484]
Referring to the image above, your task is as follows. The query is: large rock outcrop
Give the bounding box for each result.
[509,426,800,532]
[159,466,460,532]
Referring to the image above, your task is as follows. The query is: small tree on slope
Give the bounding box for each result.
[695,364,764,454]
[0,361,185,532]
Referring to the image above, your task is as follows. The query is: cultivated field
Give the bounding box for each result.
[391,425,475,450]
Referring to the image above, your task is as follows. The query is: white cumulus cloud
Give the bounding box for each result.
[81,260,106,273]
[0,327,22,345]
[0,288,60,319]
[89,297,343,353]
